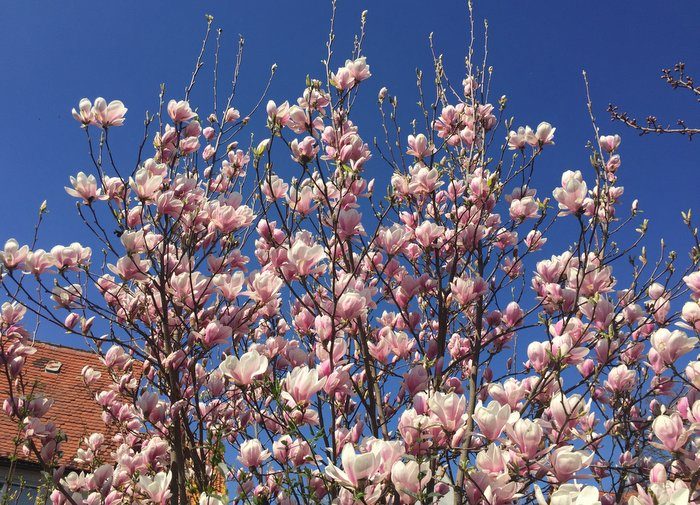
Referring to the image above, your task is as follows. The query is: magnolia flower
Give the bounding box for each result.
[0,239,29,269]
[331,57,371,91]
[428,392,466,432]
[290,136,319,163]
[450,275,487,306]
[549,393,589,429]
[553,170,588,215]
[262,174,288,201]
[273,435,312,466]
[219,349,268,386]
[605,364,636,393]
[336,291,368,320]
[283,366,326,404]
[535,483,600,505]
[629,484,689,505]
[209,203,255,233]
[238,438,270,467]
[414,221,445,248]
[212,271,245,301]
[224,107,240,123]
[684,271,700,300]
[488,378,526,410]
[505,418,543,459]
[108,255,151,281]
[325,443,378,488]
[245,270,283,304]
[345,56,371,82]
[138,471,172,505]
[650,329,695,364]
[336,209,365,239]
[51,243,92,270]
[198,320,232,347]
[65,172,104,203]
[81,366,102,386]
[130,167,163,201]
[199,494,226,505]
[686,361,700,389]
[391,460,431,503]
[71,98,93,125]
[406,134,436,159]
[23,249,54,275]
[475,443,510,475]
[266,100,290,124]
[598,134,621,153]
[51,283,82,308]
[507,126,527,149]
[549,446,593,482]
[652,413,688,452]
[681,301,700,331]
[474,401,512,441]
[287,240,325,276]
[167,99,196,123]
[91,97,127,127]
[526,121,555,146]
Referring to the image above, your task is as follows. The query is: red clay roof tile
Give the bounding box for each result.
[0,341,114,469]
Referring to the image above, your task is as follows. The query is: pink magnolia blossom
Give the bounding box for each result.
[507,126,527,150]
[650,328,695,364]
[282,365,326,405]
[535,484,600,505]
[219,349,268,386]
[549,446,593,482]
[0,239,29,269]
[198,320,232,347]
[287,240,325,277]
[71,98,94,125]
[506,418,543,459]
[130,167,163,201]
[336,291,368,320]
[244,270,283,304]
[262,174,288,201]
[391,460,431,503]
[526,121,556,147]
[684,271,700,300]
[474,400,512,441]
[23,249,54,275]
[652,413,688,452]
[325,443,378,488]
[238,438,271,467]
[51,242,91,270]
[91,97,127,127]
[224,107,240,123]
[167,99,196,123]
[605,364,636,393]
[137,471,171,505]
[65,172,104,203]
[553,170,588,215]
[599,134,621,153]
[406,134,436,159]
[475,443,509,475]
[450,275,488,306]
[428,392,466,432]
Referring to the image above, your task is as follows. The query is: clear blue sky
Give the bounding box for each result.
[1,0,698,277]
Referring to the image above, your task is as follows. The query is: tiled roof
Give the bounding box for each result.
[0,340,114,470]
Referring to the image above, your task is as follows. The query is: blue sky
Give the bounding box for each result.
[1,1,698,303]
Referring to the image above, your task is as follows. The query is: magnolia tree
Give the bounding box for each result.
[1,8,700,505]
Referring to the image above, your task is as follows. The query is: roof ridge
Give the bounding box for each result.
[32,339,101,357]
